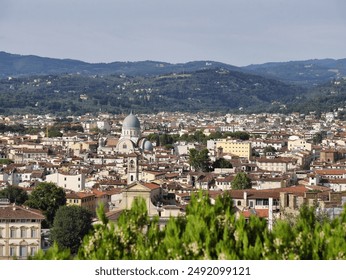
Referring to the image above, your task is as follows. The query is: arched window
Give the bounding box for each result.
[123,144,127,149]
[31,227,38,238]
[20,227,27,238]
[19,241,28,258]
[10,227,17,238]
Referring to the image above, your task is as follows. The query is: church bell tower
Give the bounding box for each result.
[127,153,139,185]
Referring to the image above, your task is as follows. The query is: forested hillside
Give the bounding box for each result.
[1,51,346,116]
[0,69,302,116]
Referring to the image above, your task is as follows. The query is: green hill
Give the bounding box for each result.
[2,51,346,116]
[0,68,302,116]
[243,59,346,87]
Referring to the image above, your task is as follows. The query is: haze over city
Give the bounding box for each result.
[1,0,346,66]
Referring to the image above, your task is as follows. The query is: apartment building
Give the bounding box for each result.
[0,199,44,260]
[45,172,85,192]
[208,139,251,159]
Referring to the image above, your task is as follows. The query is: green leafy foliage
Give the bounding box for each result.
[47,126,63,137]
[231,172,252,190]
[50,205,93,254]
[223,131,250,140]
[212,158,233,169]
[0,158,14,165]
[312,132,323,145]
[30,243,72,260]
[188,148,211,172]
[24,182,66,228]
[0,185,28,204]
[32,191,346,260]
[77,198,155,260]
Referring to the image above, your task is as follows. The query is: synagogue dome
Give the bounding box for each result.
[123,112,140,129]
[143,140,153,151]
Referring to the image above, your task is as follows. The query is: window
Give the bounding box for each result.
[31,228,37,238]
[10,246,16,257]
[19,245,27,258]
[0,245,3,257]
[30,247,37,256]
[21,228,27,238]
[10,228,16,238]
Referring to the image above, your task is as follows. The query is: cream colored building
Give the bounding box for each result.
[209,139,251,159]
[0,200,44,260]
[119,181,162,216]
[65,192,96,215]
[256,157,298,172]
[119,181,183,218]
[288,136,312,151]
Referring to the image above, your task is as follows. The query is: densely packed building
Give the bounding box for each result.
[1,110,346,258]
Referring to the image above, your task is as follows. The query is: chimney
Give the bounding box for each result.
[243,191,247,207]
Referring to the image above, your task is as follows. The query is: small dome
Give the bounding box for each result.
[143,140,153,151]
[123,112,140,129]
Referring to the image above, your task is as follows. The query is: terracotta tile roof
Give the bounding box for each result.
[257,157,297,163]
[106,188,123,195]
[240,208,269,218]
[66,192,80,199]
[105,209,124,221]
[143,170,166,175]
[142,182,160,190]
[210,185,323,200]
[0,204,44,220]
[315,169,346,175]
[66,192,95,199]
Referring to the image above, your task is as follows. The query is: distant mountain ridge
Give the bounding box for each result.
[1,51,345,87]
[0,51,239,77]
[243,58,346,87]
[1,51,346,116]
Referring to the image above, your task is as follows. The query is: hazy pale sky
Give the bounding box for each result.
[1,0,345,66]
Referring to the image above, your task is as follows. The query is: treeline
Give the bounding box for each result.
[0,121,83,136]
[147,130,250,148]
[0,123,26,133]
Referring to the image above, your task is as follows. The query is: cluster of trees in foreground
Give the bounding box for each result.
[31,191,346,260]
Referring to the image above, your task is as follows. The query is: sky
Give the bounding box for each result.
[1,0,345,66]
